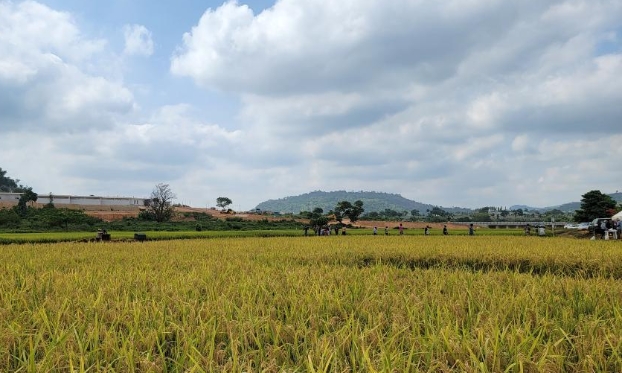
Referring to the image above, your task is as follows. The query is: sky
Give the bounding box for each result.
[1,0,621,211]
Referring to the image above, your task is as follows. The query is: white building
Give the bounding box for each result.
[0,192,21,203]
[0,192,147,207]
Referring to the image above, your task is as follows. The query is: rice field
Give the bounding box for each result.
[1,236,621,372]
[0,230,299,245]
[0,227,528,245]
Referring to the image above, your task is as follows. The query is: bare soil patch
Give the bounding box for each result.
[1,201,467,228]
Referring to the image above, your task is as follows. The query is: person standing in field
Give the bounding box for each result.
[468,223,475,236]
[443,225,448,235]
[385,226,389,235]
[399,223,404,235]
[424,226,430,235]
[373,226,377,235]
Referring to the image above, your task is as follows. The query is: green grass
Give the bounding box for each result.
[0,227,532,244]
[0,230,298,244]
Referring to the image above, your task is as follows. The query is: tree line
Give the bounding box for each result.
[1,167,620,228]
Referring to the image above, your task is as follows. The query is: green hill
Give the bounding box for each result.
[511,192,622,213]
[255,191,469,215]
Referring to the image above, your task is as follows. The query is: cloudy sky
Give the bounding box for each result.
[1,0,621,210]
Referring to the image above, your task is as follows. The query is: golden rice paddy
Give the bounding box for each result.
[1,236,621,372]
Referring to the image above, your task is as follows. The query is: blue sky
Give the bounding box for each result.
[1,0,621,210]
[38,0,259,124]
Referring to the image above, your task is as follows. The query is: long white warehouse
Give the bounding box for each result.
[0,192,147,206]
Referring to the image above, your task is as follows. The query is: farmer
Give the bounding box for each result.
[600,220,608,239]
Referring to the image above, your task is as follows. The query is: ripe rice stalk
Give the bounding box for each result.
[1,237,622,371]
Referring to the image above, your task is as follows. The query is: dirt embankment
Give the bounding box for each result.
[0,201,144,222]
[173,207,305,222]
[2,201,470,228]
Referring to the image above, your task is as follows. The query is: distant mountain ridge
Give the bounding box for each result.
[254,190,470,214]
[510,192,622,212]
[256,191,622,215]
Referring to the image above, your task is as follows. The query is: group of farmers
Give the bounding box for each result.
[304,223,478,236]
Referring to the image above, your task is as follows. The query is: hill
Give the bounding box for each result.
[510,192,622,213]
[254,191,470,214]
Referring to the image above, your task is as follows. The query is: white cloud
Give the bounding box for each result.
[57,104,242,172]
[169,0,622,142]
[0,1,136,132]
[123,24,154,57]
[511,135,532,153]
[0,1,106,62]
[466,93,509,130]
[171,0,504,93]
[172,1,621,93]
[0,103,243,200]
[2,1,622,211]
[166,0,622,209]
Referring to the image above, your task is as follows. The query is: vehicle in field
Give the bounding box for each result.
[576,222,590,230]
[589,218,612,237]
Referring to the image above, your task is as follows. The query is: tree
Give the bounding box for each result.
[381,209,400,219]
[512,208,524,217]
[427,206,451,222]
[0,208,21,228]
[15,187,37,216]
[334,201,350,223]
[147,183,176,222]
[0,167,30,193]
[45,193,55,209]
[0,167,18,192]
[471,207,492,222]
[334,200,365,224]
[364,211,380,219]
[350,200,365,223]
[574,190,617,222]
[216,197,233,210]
[308,207,328,227]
